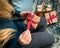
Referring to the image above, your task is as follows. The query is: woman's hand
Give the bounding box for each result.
[20,11,31,18]
[18,30,32,45]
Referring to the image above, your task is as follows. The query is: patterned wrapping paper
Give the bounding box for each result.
[45,11,58,25]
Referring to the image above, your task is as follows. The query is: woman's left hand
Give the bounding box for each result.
[18,30,32,45]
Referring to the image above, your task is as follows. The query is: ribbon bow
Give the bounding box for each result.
[26,13,39,30]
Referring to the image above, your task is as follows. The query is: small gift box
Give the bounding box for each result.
[37,2,52,12]
[19,30,32,45]
[24,13,40,29]
[37,5,43,12]
[45,11,58,25]
[46,4,52,11]
[37,2,45,12]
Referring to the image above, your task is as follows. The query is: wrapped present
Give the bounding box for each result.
[37,5,43,12]
[19,30,32,45]
[35,2,46,16]
[36,2,52,13]
[24,13,40,29]
[45,11,58,25]
[46,4,52,11]
[37,2,45,12]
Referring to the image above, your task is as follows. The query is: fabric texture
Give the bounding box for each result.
[0,19,23,48]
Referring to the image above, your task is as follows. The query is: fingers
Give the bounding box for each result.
[20,11,29,17]
[20,11,36,18]
[19,30,32,45]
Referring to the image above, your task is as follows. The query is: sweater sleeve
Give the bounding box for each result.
[13,9,21,17]
[0,19,23,48]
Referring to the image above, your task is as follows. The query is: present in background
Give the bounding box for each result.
[46,3,52,11]
[45,11,58,25]
[24,13,40,29]
[36,2,45,16]
[37,1,52,12]
[36,1,52,17]
[37,1,45,12]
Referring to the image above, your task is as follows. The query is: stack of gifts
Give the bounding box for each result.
[36,1,58,25]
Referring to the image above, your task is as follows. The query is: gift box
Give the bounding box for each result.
[36,2,45,16]
[46,4,52,11]
[24,13,40,29]
[37,5,43,12]
[37,2,52,13]
[45,11,58,25]
[37,2,45,12]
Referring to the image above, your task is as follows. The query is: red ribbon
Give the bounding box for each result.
[26,13,39,30]
[46,12,57,25]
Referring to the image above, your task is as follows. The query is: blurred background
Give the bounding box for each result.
[44,0,60,48]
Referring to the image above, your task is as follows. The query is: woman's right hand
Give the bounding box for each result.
[20,11,31,18]
[18,30,32,45]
